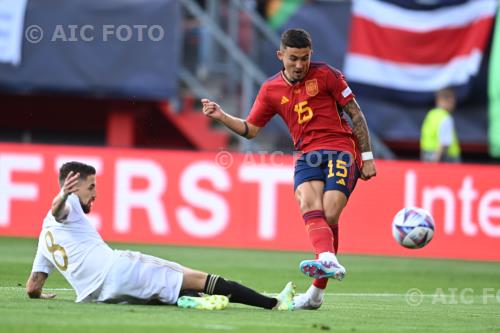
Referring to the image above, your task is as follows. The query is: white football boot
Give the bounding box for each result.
[299,252,346,280]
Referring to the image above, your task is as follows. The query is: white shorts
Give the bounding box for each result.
[96,250,184,305]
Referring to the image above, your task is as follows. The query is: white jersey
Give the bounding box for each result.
[32,194,117,302]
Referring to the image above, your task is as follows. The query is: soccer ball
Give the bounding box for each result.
[392,207,435,249]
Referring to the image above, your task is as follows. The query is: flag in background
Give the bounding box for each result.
[488,3,500,157]
[266,0,304,30]
[344,0,497,103]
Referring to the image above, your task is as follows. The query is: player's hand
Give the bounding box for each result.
[40,293,56,299]
[62,171,80,197]
[360,159,377,181]
[201,98,225,121]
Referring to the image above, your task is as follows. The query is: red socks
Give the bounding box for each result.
[308,221,339,290]
[332,223,339,254]
[303,210,334,255]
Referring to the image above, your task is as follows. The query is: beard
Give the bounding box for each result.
[81,205,91,214]
[80,199,92,214]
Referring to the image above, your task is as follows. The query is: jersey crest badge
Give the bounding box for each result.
[305,79,319,97]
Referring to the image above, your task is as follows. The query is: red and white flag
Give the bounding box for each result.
[344,0,497,97]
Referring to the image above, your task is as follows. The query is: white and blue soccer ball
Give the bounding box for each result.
[392,207,435,249]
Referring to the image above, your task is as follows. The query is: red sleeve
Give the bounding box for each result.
[246,84,276,127]
[326,67,354,107]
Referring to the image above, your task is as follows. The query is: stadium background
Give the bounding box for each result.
[1,0,500,267]
[1,2,500,332]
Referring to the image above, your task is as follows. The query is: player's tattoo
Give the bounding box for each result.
[343,99,372,153]
[31,271,48,282]
[27,272,48,298]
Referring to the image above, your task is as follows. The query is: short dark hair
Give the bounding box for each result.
[58,161,96,187]
[280,28,312,49]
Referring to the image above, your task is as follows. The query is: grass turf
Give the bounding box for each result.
[0,237,499,333]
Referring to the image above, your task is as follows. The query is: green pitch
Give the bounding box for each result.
[1,237,499,333]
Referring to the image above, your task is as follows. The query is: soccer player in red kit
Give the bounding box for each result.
[201,29,376,310]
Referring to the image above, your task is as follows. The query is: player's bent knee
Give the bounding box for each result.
[181,268,208,292]
[325,214,339,225]
[299,200,323,214]
[295,194,322,213]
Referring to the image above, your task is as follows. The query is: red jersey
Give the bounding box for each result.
[247,62,360,165]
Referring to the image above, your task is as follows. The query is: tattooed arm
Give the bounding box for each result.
[26,272,56,299]
[343,99,377,180]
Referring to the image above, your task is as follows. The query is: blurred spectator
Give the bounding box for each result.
[420,88,461,163]
[182,0,211,78]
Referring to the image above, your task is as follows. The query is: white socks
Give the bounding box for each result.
[306,285,325,304]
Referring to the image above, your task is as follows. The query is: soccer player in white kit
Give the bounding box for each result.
[26,161,295,310]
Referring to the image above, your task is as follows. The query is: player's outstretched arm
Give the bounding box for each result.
[26,272,56,299]
[201,98,261,139]
[51,171,80,222]
[343,99,377,180]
